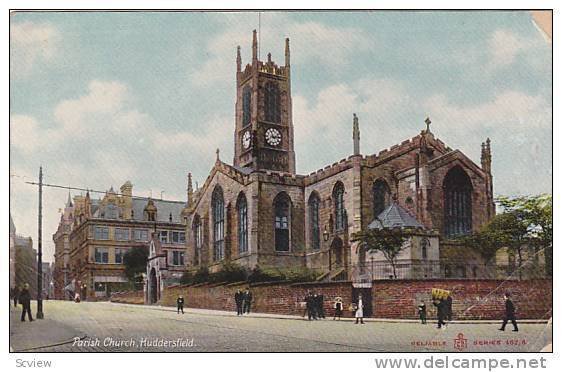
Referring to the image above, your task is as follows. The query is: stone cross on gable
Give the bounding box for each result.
[425,117,432,133]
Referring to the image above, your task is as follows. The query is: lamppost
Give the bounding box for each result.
[323,226,329,242]
[36,166,44,319]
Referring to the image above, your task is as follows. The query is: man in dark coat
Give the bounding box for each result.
[432,298,447,329]
[176,295,185,314]
[235,289,243,316]
[446,295,453,321]
[243,289,252,314]
[19,284,33,322]
[12,287,19,307]
[499,292,518,332]
[418,300,427,324]
[317,293,325,319]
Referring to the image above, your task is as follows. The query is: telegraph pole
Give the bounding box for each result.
[36,166,44,319]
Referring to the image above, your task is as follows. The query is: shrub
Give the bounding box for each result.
[209,262,247,283]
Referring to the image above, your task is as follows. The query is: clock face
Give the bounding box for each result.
[265,128,282,147]
[242,130,251,149]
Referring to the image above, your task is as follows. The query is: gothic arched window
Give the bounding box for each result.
[274,193,291,251]
[333,182,346,232]
[212,186,225,261]
[193,215,202,265]
[308,192,320,250]
[443,166,473,237]
[242,85,251,127]
[373,179,391,217]
[237,193,248,254]
[264,82,281,123]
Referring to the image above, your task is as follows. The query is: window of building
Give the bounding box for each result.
[421,238,429,260]
[373,179,391,217]
[172,251,185,266]
[114,228,130,241]
[193,215,202,265]
[443,166,473,237]
[94,226,110,240]
[94,282,107,293]
[237,193,248,254]
[115,248,126,264]
[308,193,320,250]
[212,186,225,261]
[94,247,109,264]
[106,203,119,219]
[274,193,291,252]
[264,82,281,123]
[159,230,169,244]
[333,182,346,231]
[133,229,148,242]
[242,85,251,126]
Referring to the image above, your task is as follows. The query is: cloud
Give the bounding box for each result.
[189,17,372,88]
[10,21,61,78]
[487,28,543,69]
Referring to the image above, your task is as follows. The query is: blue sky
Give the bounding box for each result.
[9,11,552,261]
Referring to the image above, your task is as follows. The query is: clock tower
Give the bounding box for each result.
[233,30,296,174]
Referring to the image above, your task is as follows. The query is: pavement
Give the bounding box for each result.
[9,300,553,352]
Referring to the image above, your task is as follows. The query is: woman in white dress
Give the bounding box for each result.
[355,294,365,324]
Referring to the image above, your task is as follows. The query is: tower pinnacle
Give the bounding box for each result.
[353,113,360,156]
[252,29,258,63]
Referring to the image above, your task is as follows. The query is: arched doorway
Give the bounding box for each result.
[149,268,158,304]
[329,237,343,270]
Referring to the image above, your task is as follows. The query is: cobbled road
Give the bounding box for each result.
[9,300,552,352]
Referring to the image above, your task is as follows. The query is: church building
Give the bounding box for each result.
[181,31,495,281]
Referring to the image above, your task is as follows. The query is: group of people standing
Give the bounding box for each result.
[234,289,253,315]
[304,292,325,320]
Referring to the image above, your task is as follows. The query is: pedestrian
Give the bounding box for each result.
[177,295,185,314]
[318,293,325,319]
[333,297,343,320]
[499,292,519,332]
[433,298,447,329]
[311,293,319,320]
[243,288,252,314]
[305,292,314,320]
[355,294,365,324]
[12,286,20,307]
[418,300,427,324]
[235,289,243,316]
[19,283,33,322]
[446,295,453,321]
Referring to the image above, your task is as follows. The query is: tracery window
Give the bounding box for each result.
[443,166,473,237]
[212,186,225,261]
[264,82,281,123]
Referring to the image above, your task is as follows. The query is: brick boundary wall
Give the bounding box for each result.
[111,290,144,305]
[372,279,552,320]
[110,279,551,320]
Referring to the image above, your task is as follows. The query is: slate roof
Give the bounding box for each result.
[131,198,185,223]
[232,165,254,175]
[367,202,425,230]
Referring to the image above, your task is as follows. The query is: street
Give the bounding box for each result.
[10,300,551,352]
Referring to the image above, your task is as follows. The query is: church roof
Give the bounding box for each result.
[367,202,425,230]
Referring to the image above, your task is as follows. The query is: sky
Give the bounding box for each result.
[9,11,552,262]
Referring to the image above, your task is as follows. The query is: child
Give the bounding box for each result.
[418,300,427,324]
[177,295,185,314]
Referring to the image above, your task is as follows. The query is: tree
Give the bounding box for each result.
[123,246,149,283]
[353,227,409,279]
[497,194,552,276]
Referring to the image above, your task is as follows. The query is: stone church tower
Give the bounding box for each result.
[233,30,296,174]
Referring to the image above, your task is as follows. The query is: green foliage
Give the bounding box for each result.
[209,262,247,283]
[122,246,149,282]
[353,227,409,278]
[192,266,210,284]
[497,194,553,276]
[179,271,193,285]
[248,265,320,283]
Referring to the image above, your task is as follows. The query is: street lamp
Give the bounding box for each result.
[323,226,329,242]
